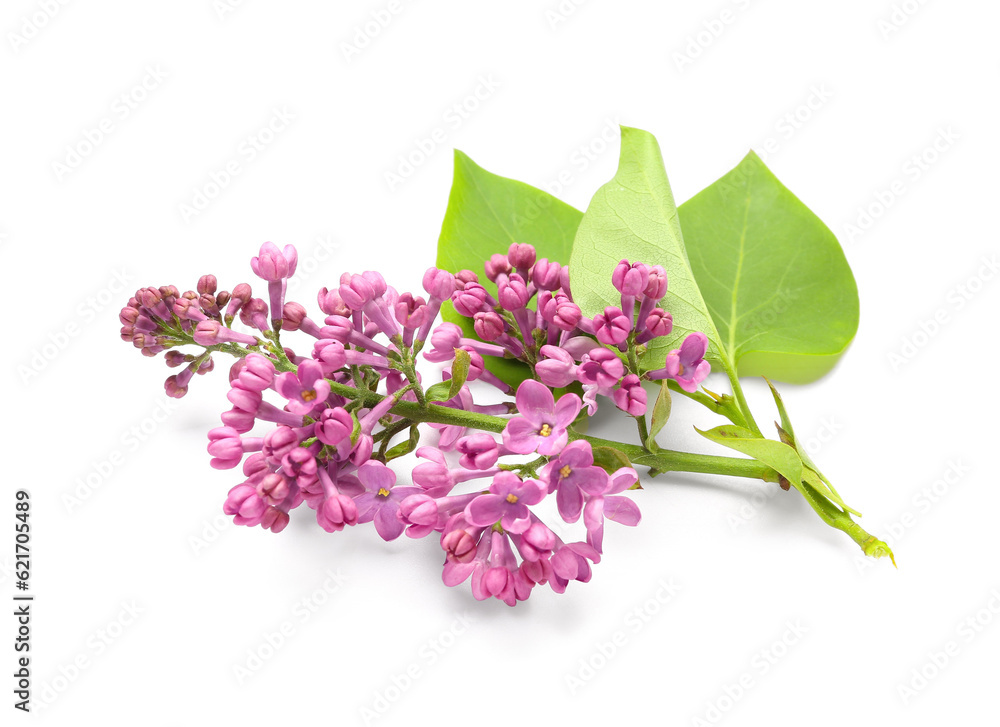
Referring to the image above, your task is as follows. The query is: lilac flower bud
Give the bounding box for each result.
[399,494,439,526]
[119,306,139,326]
[221,408,255,433]
[639,308,673,343]
[394,292,428,329]
[257,472,290,506]
[238,353,275,391]
[429,322,462,354]
[263,425,300,464]
[207,426,244,469]
[507,243,536,273]
[316,407,354,460]
[260,508,290,533]
[215,290,231,308]
[577,348,624,388]
[535,345,578,388]
[164,373,190,398]
[173,297,207,322]
[226,283,252,318]
[531,258,562,291]
[538,291,581,331]
[422,267,457,301]
[455,269,479,286]
[317,287,351,316]
[485,254,512,282]
[451,283,491,317]
[199,294,220,318]
[281,301,307,331]
[313,339,348,372]
[644,265,667,300]
[164,351,190,368]
[361,270,387,299]
[317,494,358,532]
[612,260,648,296]
[498,274,529,311]
[250,241,297,282]
[441,528,477,563]
[224,484,266,525]
[238,298,270,331]
[473,310,505,341]
[456,433,500,470]
[613,374,647,416]
[593,306,631,345]
[193,320,258,346]
[198,275,218,295]
[339,274,375,309]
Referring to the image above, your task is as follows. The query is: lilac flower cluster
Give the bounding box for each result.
[434,246,711,415]
[119,239,711,605]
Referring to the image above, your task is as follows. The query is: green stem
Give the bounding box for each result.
[723,358,761,436]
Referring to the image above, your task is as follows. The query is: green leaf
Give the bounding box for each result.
[436,150,583,387]
[647,381,672,448]
[424,381,454,403]
[678,151,859,383]
[385,425,421,462]
[448,349,471,399]
[590,445,632,475]
[695,424,803,487]
[568,126,725,365]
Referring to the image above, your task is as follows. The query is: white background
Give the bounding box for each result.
[4,0,998,724]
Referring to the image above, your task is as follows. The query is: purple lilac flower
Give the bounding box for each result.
[502,379,581,456]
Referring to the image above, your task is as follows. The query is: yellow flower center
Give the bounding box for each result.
[676,364,685,376]
[539,423,553,437]
[505,493,519,504]
[559,465,572,478]
[301,389,318,402]
[377,487,391,497]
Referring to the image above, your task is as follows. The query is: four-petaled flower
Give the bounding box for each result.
[353,461,421,541]
[502,379,581,456]
[465,471,545,534]
[275,360,330,415]
[541,440,609,522]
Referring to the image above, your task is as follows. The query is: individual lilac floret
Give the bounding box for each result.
[352,461,420,541]
[502,380,581,456]
[584,467,641,553]
[465,471,545,534]
[613,374,647,416]
[541,440,609,522]
[251,242,298,327]
[275,360,331,415]
[648,332,711,392]
[592,306,631,346]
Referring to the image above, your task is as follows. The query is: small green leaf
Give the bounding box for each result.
[695,424,803,487]
[425,381,454,403]
[591,445,632,474]
[647,381,672,448]
[436,150,583,387]
[569,126,725,365]
[448,349,471,399]
[678,151,859,383]
[385,425,421,462]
